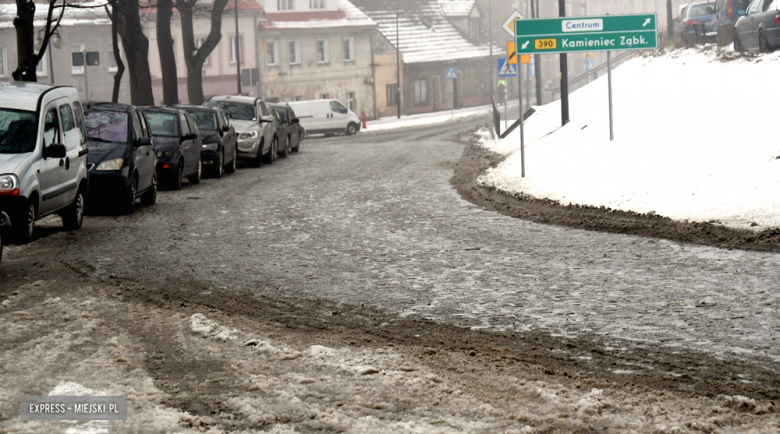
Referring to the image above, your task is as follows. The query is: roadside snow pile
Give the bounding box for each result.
[478,48,780,230]
[365,101,518,133]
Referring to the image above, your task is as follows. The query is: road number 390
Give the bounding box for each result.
[535,39,557,49]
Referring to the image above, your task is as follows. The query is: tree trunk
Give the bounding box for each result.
[12,0,38,82]
[113,0,155,106]
[177,0,230,105]
[157,0,178,105]
[109,6,125,103]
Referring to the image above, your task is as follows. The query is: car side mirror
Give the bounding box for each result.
[43,143,67,159]
[291,118,300,124]
[260,116,274,123]
[182,133,198,141]
[222,125,230,132]
[134,137,152,148]
[706,7,713,14]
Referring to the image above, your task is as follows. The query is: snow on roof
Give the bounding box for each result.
[0,2,112,29]
[351,0,501,64]
[438,0,474,17]
[262,0,375,30]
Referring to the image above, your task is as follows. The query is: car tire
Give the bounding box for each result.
[188,158,202,184]
[141,173,157,206]
[213,151,224,178]
[225,146,237,173]
[250,141,263,168]
[263,137,277,165]
[759,29,771,53]
[734,33,745,53]
[279,137,289,158]
[12,201,36,244]
[62,187,85,230]
[121,176,137,215]
[172,161,184,190]
[346,123,359,136]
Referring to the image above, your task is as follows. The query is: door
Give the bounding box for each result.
[184,113,202,169]
[132,110,154,190]
[288,107,301,148]
[742,0,762,47]
[219,111,237,157]
[329,100,349,132]
[38,105,66,215]
[57,100,81,206]
[258,102,274,153]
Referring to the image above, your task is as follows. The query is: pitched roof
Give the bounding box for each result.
[438,0,474,17]
[262,0,375,30]
[351,0,501,65]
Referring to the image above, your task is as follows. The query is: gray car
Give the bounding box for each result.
[734,0,780,51]
[204,95,278,167]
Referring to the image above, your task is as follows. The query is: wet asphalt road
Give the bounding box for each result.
[5,116,780,379]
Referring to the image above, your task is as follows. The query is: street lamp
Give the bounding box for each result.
[35,30,62,85]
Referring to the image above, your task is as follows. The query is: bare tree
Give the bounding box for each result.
[12,0,66,82]
[176,0,230,104]
[157,0,179,105]
[108,0,155,106]
[106,4,126,103]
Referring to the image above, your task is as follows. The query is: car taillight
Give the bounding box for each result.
[775,14,780,24]
[685,19,699,26]
[728,0,733,20]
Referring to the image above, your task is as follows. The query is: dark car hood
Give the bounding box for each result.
[153,136,180,151]
[201,131,221,144]
[86,141,128,165]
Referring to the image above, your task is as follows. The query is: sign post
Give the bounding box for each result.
[514,13,657,141]
[446,67,458,119]
[497,58,517,129]
[518,60,525,178]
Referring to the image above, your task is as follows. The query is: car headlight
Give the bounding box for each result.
[96,158,124,171]
[157,150,171,158]
[240,131,258,140]
[0,174,19,196]
[202,143,218,150]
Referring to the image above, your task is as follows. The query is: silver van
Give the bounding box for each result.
[287,99,362,137]
[0,83,89,243]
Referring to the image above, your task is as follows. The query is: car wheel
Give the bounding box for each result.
[141,173,157,206]
[122,176,137,215]
[172,161,184,190]
[291,138,300,153]
[759,30,771,53]
[225,146,237,173]
[263,137,277,164]
[62,187,85,230]
[250,140,263,168]
[279,137,289,158]
[734,33,745,53]
[214,151,224,178]
[188,158,202,184]
[346,122,359,136]
[12,201,36,244]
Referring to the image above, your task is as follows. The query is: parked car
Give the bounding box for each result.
[675,4,690,38]
[734,0,780,52]
[0,83,88,243]
[204,95,278,167]
[711,0,751,30]
[84,103,157,214]
[268,103,302,157]
[141,107,202,189]
[286,99,361,137]
[680,2,717,45]
[175,105,238,177]
[0,211,10,263]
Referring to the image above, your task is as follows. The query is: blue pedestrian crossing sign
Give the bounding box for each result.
[497,58,517,77]
[446,67,458,79]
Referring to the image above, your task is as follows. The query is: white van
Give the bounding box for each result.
[0,83,89,243]
[287,99,361,136]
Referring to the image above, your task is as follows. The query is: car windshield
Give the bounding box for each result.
[205,101,256,121]
[688,4,714,16]
[85,110,128,143]
[0,109,37,154]
[272,107,288,122]
[145,112,179,137]
[190,111,218,132]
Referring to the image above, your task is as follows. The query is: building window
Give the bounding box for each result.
[346,91,356,111]
[386,84,397,107]
[35,51,48,77]
[294,95,303,101]
[320,93,330,99]
[414,79,427,103]
[317,39,329,63]
[288,40,300,65]
[342,37,354,62]
[278,0,294,10]
[469,19,480,41]
[0,47,5,78]
[195,37,210,66]
[71,43,85,75]
[266,41,279,66]
[230,36,243,64]
[310,0,325,9]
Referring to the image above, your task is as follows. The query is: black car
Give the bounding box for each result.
[268,103,302,156]
[174,105,238,177]
[141,107,202,189]
[84,103,158,214]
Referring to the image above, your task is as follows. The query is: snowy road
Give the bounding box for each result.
[2,118,779,432]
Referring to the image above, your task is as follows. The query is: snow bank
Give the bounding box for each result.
[478,47,780,230]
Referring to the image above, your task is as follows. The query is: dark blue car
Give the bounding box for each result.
[681,2,716,45]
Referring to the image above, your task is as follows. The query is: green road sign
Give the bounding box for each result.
[515,14,657,54]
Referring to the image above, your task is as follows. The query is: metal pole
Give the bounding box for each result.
[504,89,507,129]
[608,50,614,141]
[254,14,262,98]
[518,60,525,178]
[532,0,542,106]
[234,0,241,95]
[489,0,494,104]
[48,39,54,85]
[396,11,401,119]
[82,51,89,101]
[451,79,454,119]
[559,0,569,125]
[525,0,530,108]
